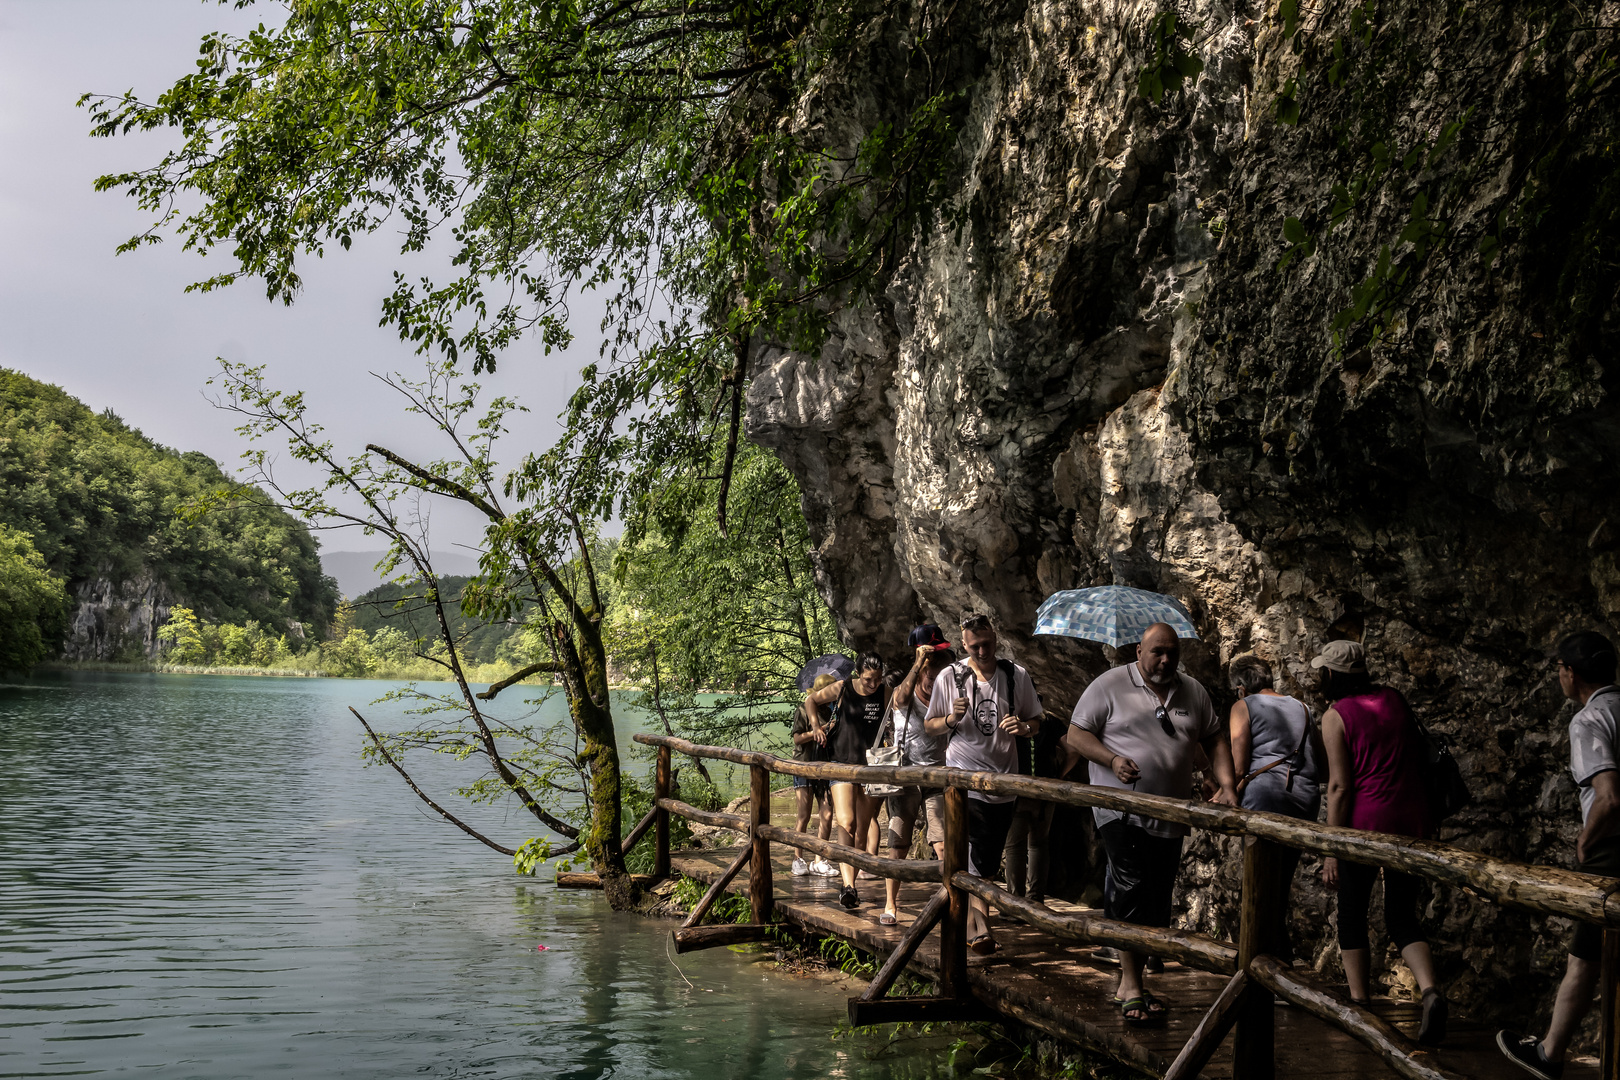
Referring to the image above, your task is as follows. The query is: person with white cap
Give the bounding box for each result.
[1498,631,1620,1079]
[1314,638,1446,1045]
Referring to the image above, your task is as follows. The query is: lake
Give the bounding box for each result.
[0,671,957,1079]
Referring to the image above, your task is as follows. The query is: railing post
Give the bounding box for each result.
[1603,928,1620,1080]
[654,745,671,879]
[749,763,774,923]
[1232,836,1290,1080]
[939,786,969,1000]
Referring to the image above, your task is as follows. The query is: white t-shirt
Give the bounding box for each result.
[1069,662,1221,837]
[925,660,1043,804]
[894,686,947,768]
[1570,686,1620,825]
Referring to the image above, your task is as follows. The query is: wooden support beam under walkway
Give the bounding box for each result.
[666,845,1601,1080]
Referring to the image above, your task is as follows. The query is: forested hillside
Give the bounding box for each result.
[0,369,338,662]
[347,575,524,666]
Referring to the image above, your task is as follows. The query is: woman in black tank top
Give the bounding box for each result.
[829,679,887,765]
[803,652,889,908]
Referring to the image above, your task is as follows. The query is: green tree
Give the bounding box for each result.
[321,628,380,677]
[0,525,67,673]
[156,606,208,665]
[214,362,632,905]
[82,0,966,532]
[608,444,839,747]
[78,0,958,906]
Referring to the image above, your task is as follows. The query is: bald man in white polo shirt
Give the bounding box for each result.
[1062,623,1237,1026]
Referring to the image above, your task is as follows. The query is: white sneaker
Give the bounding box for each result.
[791,857,809,876]
[811,858,837,877]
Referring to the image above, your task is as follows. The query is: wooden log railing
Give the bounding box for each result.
[630,731,1620,1080]
[953,872,1240,974]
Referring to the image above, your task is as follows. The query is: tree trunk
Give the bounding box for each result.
[559,618,634,909]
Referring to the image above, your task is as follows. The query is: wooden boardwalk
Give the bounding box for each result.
[670,844,1598,1080]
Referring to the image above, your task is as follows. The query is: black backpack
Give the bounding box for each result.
[1406,696,1471,824]
[952,659,1036,776]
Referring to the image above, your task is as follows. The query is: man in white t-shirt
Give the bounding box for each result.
[924,612,1044,954]
[1499,631,1620,1080]
[1062,622,1237,1027]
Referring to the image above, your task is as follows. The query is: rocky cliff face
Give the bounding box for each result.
[747,0,1620,1033]
[63,572,178,662]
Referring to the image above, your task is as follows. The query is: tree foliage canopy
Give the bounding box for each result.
[608,443,838,745]
[0,525,67,673]
[85,0,967,530]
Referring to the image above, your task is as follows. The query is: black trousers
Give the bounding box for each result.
[966,798,1016,880]
[1099,819,1184,928]
[1336,860,1425,951]
[1572,838,1620,961]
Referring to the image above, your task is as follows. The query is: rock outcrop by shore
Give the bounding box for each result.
[745,0,1620,1031]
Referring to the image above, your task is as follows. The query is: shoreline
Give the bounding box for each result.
[34,660,584,686]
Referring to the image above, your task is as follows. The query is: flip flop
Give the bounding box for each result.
[878,912,898,926]
[968,934,999,955]
[1118,996,1166,1028]
[1113,992,1169,1021]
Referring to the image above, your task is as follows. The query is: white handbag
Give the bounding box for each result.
[863,698,903,797]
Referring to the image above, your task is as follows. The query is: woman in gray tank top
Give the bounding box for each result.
[1228,655,1324,818]
[1226,654,1325,961]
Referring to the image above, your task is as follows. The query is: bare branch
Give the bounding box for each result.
[478,660,565,700]
[351,706,516,856]
[715,333,747,538]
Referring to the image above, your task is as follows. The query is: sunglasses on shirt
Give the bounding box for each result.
[1155,704,1175,738]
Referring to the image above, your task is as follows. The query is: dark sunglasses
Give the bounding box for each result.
[1155,704,1176,738]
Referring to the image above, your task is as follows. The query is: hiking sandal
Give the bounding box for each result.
[967,933,999,955]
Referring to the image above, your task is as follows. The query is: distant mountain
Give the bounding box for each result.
[320,549,482,599]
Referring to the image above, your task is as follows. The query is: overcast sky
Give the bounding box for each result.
[0,1,605,554]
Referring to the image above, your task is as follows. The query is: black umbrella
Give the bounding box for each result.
[796,653,853,691]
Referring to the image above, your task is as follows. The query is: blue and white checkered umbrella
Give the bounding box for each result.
[1033,586,1199,647]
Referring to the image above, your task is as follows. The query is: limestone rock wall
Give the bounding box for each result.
[63,572,178,662]
[745,0,1620,1032]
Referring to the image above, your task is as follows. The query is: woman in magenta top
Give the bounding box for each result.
[1316,640,1446,1046]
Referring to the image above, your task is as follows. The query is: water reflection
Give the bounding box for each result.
[0,672,957,1079]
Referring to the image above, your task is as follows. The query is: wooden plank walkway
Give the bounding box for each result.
[669,844,1598,1079]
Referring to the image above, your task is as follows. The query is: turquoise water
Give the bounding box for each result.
[0,672,953,1079]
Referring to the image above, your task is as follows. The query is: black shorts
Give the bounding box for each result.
[1099,819,1184,928]
[1572,837,1620,961]
[966,798,1016,879]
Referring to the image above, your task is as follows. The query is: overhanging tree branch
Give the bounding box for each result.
[478,660,565,700]
[352,706,519,856]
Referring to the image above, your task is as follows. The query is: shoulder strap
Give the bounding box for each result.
[1288,699,1313,757]
[871,703,894,752]
[997,658,1017,709]
[1238,697,1316,793]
